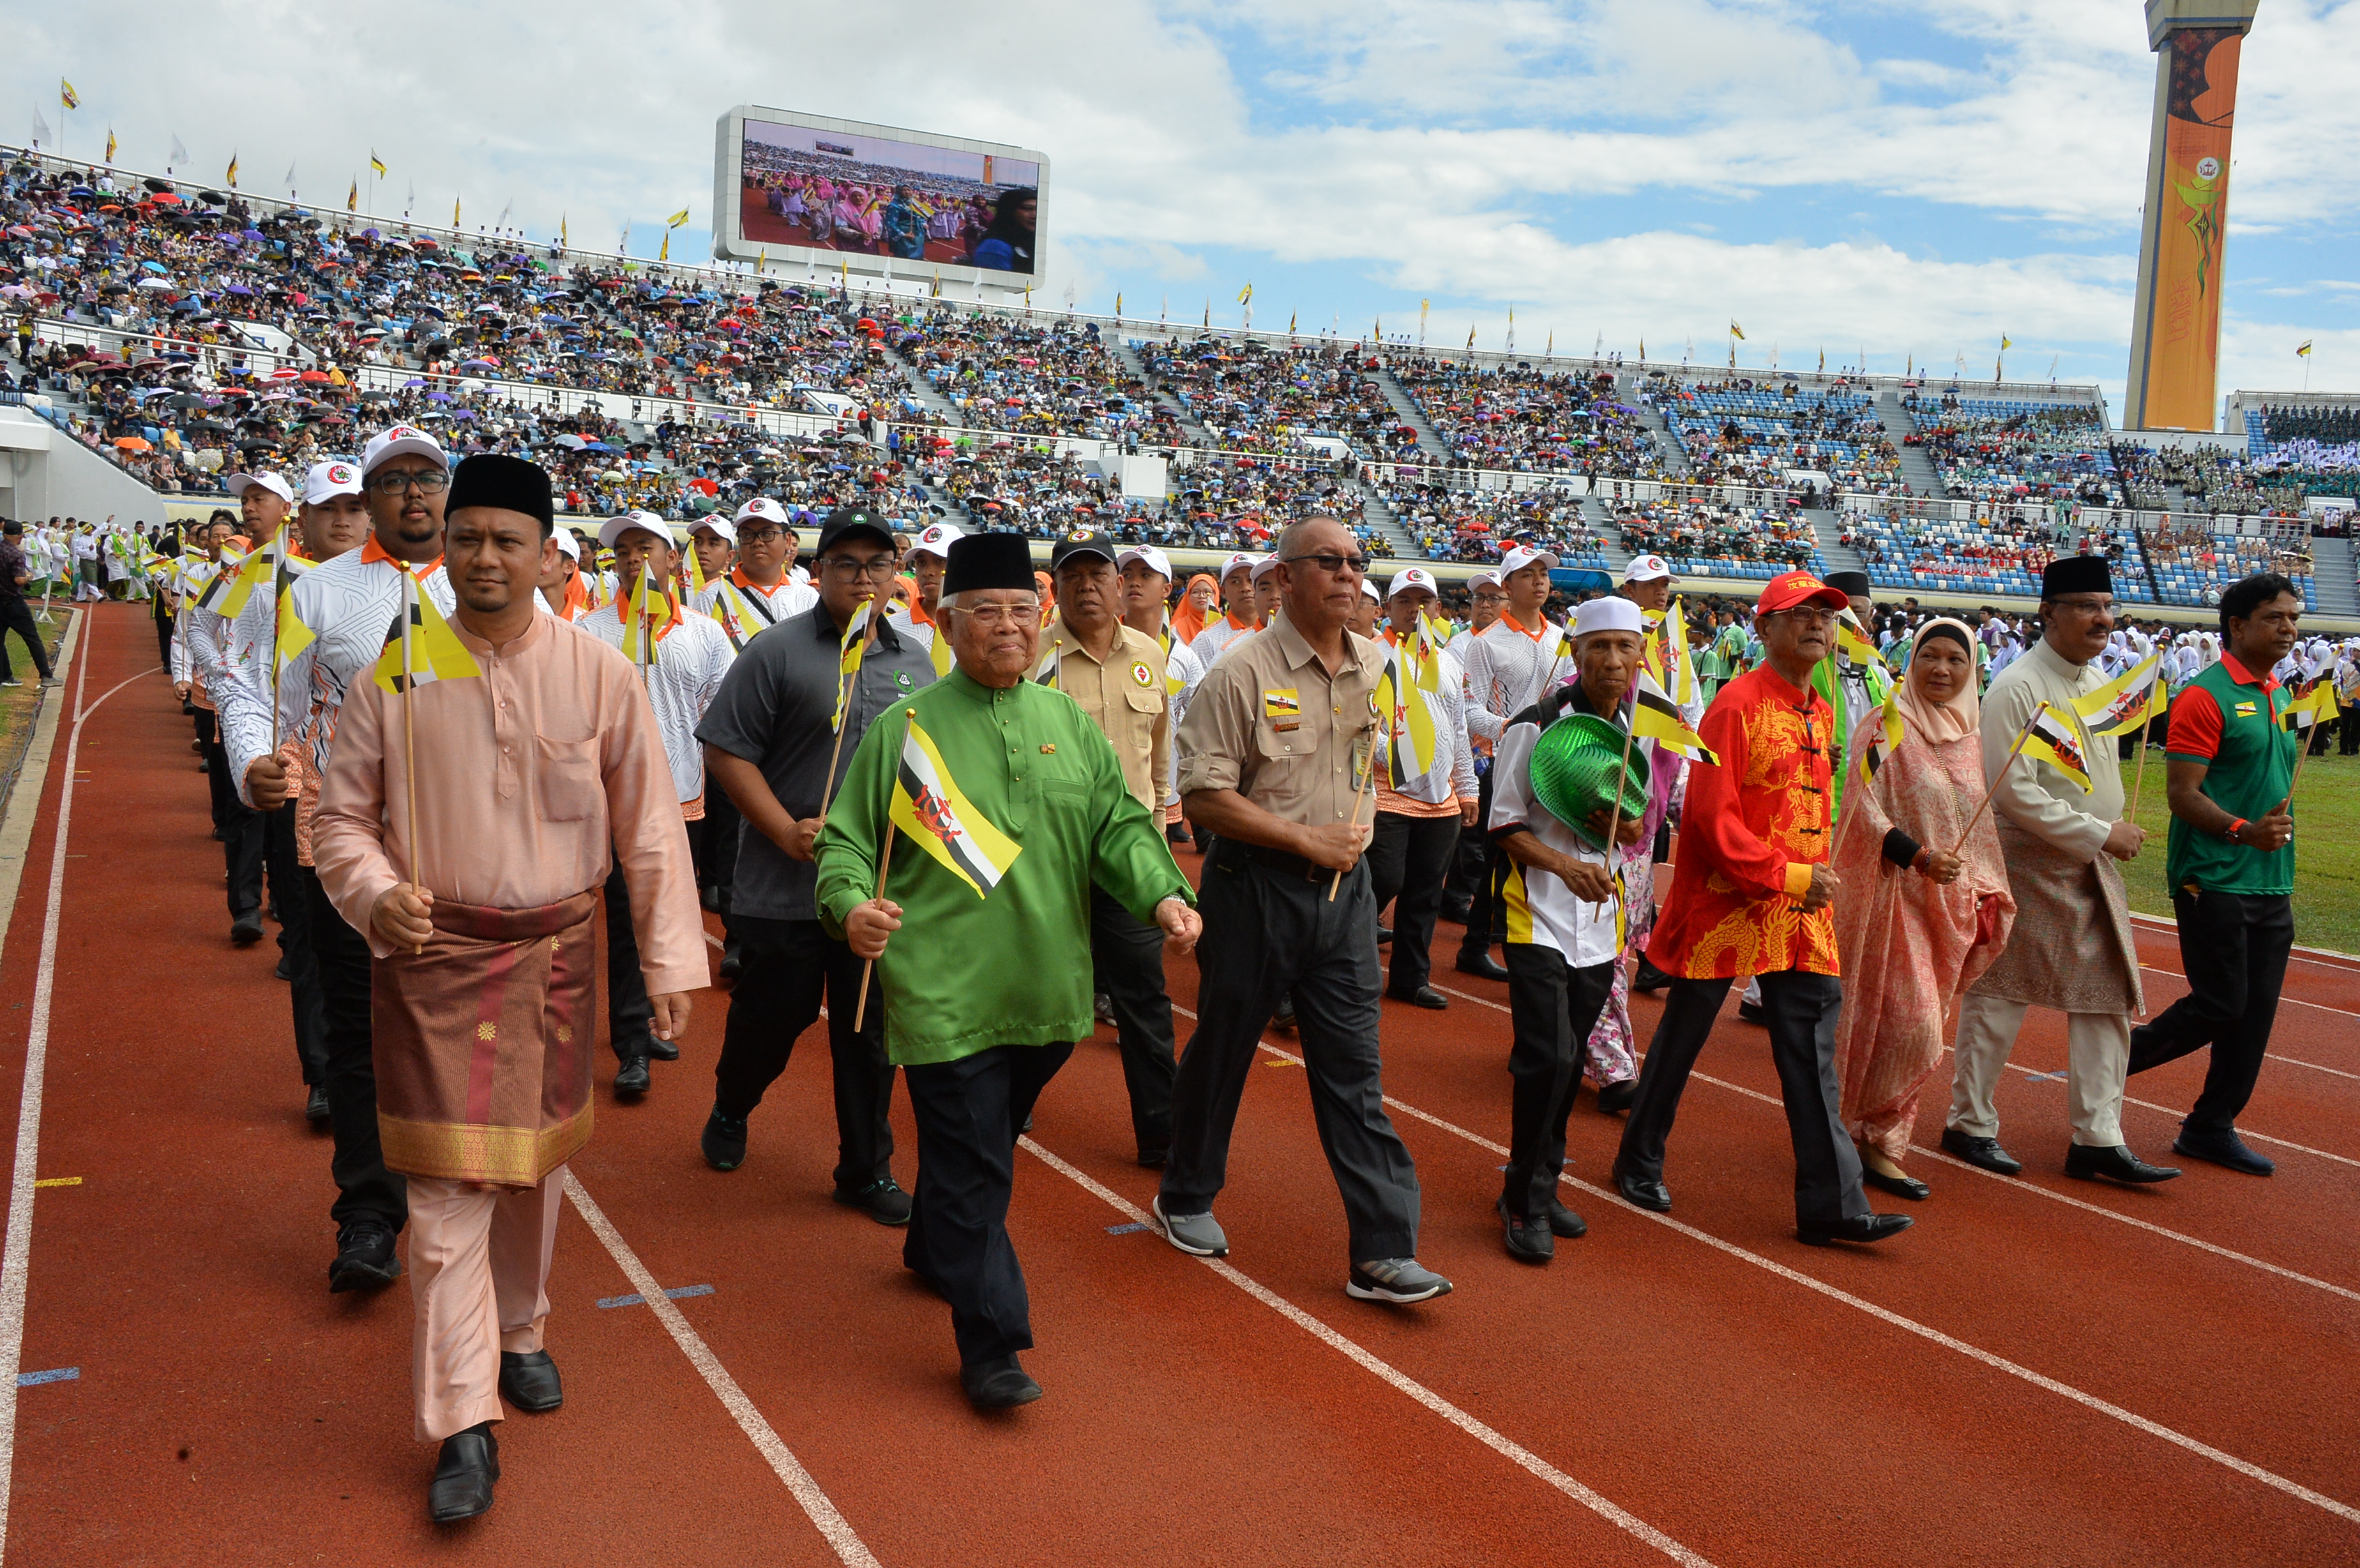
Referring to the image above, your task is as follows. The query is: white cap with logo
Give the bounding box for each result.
[301,460,363,506]
[597,509,673,548]
[908,520,966,561]
[225,471,296,506]
[1495,543,1561,578]
[1220,550,1262,582]
[1622,553,1672,584]
[732,496,792,530]
[359,423,448,478]
[690,515,739,545]
[1116,544,1174,580]
[552,527,581,561]
[1385,566,1440,601]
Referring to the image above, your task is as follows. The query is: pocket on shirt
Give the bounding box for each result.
[533,735,601,822]
[1253,723,1309,765]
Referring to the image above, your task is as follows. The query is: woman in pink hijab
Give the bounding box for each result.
[1831,618,2016,1200]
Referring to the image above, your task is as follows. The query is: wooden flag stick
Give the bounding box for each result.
[400,573,423,955]
[852,705,919,1032]
[2128,707,2153,824]
[1329,728,1377,901]
[817,601,884,819]
[1949,702,2043,857]
[1594,702,1642,914]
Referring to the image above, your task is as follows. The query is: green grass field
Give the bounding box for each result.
[2121,739,2360,955]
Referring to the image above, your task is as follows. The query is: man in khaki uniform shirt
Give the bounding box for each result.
[1043,528,1180,1166]
[1155,517,1450,1307]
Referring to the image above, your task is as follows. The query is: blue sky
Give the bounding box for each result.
[12,1,2356,423]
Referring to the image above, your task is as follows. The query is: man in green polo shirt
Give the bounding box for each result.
[2126,572,2300,1176]
[817,532,1200,1410]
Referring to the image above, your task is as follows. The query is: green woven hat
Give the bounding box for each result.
[1528,711,1651,850]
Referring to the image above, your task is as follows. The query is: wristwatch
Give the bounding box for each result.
[2222,817,2248,845]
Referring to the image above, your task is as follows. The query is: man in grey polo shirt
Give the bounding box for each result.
[695,507,937,1224]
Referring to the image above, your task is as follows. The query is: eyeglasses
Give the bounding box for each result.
[1773,607,1837,627]
[2048,597,2115,616]
[1280,552,1371,577]
[953,601,1040,628]
[819,555,900,581]
[366,469,448,495]
[738,527,788,545]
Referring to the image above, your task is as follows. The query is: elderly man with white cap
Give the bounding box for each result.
[1188,550,1265,670]
[1369,567,1478,1009]
[1455,543,1572,981]
[1117,544,1206,845]
[580,511,734,1097]
[232,423,457,1295]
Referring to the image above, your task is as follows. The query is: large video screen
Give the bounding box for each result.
[737,119,1041,277]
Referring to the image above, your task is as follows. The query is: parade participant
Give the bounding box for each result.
[1944,556,2177,1184]
[192,479,292,946]
[1611,569,1910,1247]
[692,496,817,640]
[312,452,702,1523]
[817,532,1199,1408]
[1041,528,1183,1166]
[1457,545,1574,983]
[1831,619,2014,1200]
[215,460,372,1124]
[1440,568,1506,928]
[687,515,737,592]
[579,511,732,1097]
[1117,545,1205,845]
[1348,576,1382,638]
[0,521,56,688]
[1170,571,1219,647]
[1444,569,1504,664]
[1612,555,1688,1017]
[890,519,964,647]
[695,508,930,1221]
[233,425,455,1293]
[1368,568,1477,1010]
[536,527,587,620]
[1159,517,1449,1306]
[1490,596,1649,1260]
[1186,552,1263,669]
[2126,573,2301,1175]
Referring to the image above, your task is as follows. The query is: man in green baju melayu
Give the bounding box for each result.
[817,532,1202,1412]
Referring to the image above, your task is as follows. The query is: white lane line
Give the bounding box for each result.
[2136,961,2360,1034]
[1428,982,2360,1294]
[562,1172,880,1568]
[0,633,149,1566]
[1018,1136,1716,1568]
[2131,912,2360,972]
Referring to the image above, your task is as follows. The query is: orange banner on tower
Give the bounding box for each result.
[2144,27,2243,430]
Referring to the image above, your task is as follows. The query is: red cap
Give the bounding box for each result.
[1756,571,1849,615]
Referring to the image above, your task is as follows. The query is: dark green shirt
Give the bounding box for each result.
[2163,654,2296,896]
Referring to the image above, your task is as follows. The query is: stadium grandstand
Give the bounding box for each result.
[6,140,2358,620]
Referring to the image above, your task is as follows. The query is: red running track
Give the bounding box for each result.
[0,605,2354,1565]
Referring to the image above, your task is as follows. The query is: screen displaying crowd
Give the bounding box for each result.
[738,119,1040,276]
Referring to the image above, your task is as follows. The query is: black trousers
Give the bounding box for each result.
[712,914,896,1191]
[902,1041,1073,1366]
[1615,972,1868,1226]
[266,807,328,1085]
[0,599,51,680]
[2338,708,2360,757]
[695,794,741,942]
[302,867,405,1233]
[603,856,656,1061]
[1502,944,1616,1219]
[1161,850,1420,1263]
[155,598,174,671]
[198,709,264,921]
[1089,886,1176,1161]
[1370,810,1460,997]
[2128,889,2292,1133]
[1456,768,1501,958]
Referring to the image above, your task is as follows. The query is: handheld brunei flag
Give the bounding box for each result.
[2021,701,2092,792]
[1376,644,1438,790]
[1031,638,1063,690]
[831,601,875,732]
[194,542,256,612]
[276,564,317,671]
[619,562,672,668]
[371,578,480,694]
[2072,651,2163,737]
[2279,674,2342,735]
[1860,693,1906,783]
[1835,606,1885,671]
[1633,670,1719,766]
[1642,599,1699,706]
[891,714,1020,900]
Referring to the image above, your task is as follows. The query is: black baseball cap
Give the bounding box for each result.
[1049,526,1119,571]
[814,506,895,556]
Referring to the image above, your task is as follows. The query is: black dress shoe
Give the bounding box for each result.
[1939,1127,2022,1175]
[1375,925,1393,945]
[1735,1000,1766,1025]
[2064,1143,2182,1184]
[1594,1080,1637,1115]
[1796,1212,1914,1246]
[1137,1147,1167,1170]
[428,1424,499,1523]
[702,1108,748,1171]
[1498,1199,1554,1263]
[1455,951,1509,982]
[1388,984,1448,1010]
[498,1350,563,1412]
[835,1177,914,1226]
[1439,900,1472,925]
[1545,1199,1587,1239]
[700,884,722,913]
[304,1085,332,1125]
[1630,958,1672,993]
[274,952,294,981]
[1859,1165,1931,1201]
[961,1354,1043,1410]
[1271,995,1297,1032]
[1614,1168,1671,1212]
[2172,1126,2274,1176]
[718,941,743,983]
[329,1220,402,1293]
[646,1036,680,1062]
[231,912,264,946]
[613,1057,651,1096]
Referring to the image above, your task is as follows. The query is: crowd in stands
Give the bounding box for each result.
[1382,359,1672,478]
[1368,478,1607,566]
[1656,377,1908,494]
[1900,391,2119,504]
[1610,497,1820,580]
[1135,337,1402,458]
[904,311,1168,444]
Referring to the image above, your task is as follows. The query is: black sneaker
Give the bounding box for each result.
[304,1085,331,1124]
[835,1177,913,1226]
[329,1220,402,1293]
[701,1107,748,1170]
[718,940,743,983]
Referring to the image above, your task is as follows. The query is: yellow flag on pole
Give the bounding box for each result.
[2071,651,2163,737]
[2021,702,2092,792]
[371,580,479,693]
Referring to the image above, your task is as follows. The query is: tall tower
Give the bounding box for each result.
[2124,1,2260,432]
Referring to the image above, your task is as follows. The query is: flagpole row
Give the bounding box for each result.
[1950,702,2043,857]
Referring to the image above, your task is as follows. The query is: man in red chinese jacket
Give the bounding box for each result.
[1610,571,1913,1247]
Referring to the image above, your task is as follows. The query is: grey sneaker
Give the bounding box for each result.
[1346,1257,1453,1304]
[1151,1195,1227,1257]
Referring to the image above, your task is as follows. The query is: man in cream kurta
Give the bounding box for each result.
[1944,556,2179,1185]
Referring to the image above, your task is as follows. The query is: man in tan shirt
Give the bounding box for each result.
[1157,516,1450,1307]
[1042,527,1178,1166]
[313,455,705,1524]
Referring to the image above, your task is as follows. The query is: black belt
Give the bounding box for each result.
[1218,840,1343,882]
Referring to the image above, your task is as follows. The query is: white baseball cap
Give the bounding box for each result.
[1117,544,1174,580]
[597,509,673,548]
[908,520,966,561]
[225,471,295,506]
[1470,568,1504,590]
[301,459,363,506]
[1359,577,1382,601]
[1250,553,1288,582]
[1385,566,1439,601]
[1622,553,1672,584]
[360,423,448,478]
[552,527,581,561]
[732,496,792,530]
[690,515,739,545]
[1496,544,1561,578]
[1220,551,1262,582]
[1575,596,1645,637]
